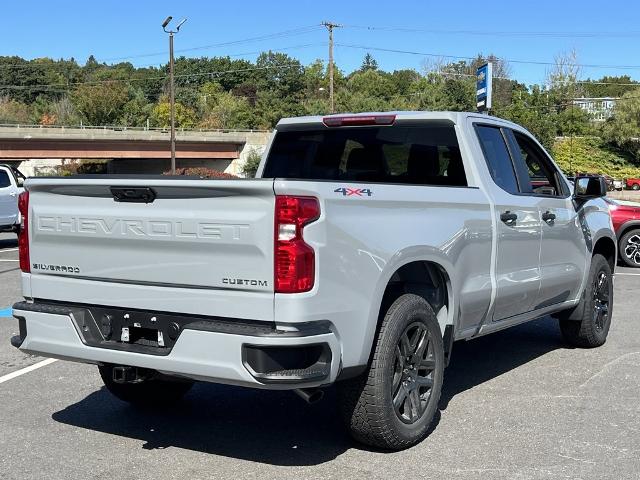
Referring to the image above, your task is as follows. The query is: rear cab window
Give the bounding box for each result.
[262,123,467,187]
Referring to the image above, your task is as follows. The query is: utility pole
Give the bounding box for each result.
[162,16,187,174]
[322,21,341,113]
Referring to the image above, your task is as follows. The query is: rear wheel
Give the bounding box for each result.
[558,254,613,348]
[619,228,640,267]
[98,364,193,406]
[632,183,640,191]
[338,294,444,450]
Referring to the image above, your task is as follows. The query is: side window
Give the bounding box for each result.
[476,125,519,194]
[0,170,11,188]
[512,132,564,197]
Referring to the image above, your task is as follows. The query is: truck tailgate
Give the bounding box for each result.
[25,178,276,318]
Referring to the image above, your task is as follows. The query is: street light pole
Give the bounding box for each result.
[162,16,187,174]
[168,30,175,173]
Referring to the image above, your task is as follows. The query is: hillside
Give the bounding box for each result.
[551,136,640,179]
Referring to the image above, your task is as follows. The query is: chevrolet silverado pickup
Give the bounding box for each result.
[11,112,616,450]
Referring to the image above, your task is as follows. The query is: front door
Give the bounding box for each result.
[508,130,587,307]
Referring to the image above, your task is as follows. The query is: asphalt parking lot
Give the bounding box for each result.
[0,231,639,480]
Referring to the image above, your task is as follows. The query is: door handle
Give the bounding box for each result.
[542,211,556,223]
[500,211,518,225]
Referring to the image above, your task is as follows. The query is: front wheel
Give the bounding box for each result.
[338,294,444,450]
[619,229,640,267]
[558,254,613,348]
[632,183,640,191]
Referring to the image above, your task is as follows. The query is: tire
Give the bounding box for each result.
[619,228,640,268]
[98,364,193,406]
[632,183,639,191]
[558,254,613,348]
[338,294,444,450]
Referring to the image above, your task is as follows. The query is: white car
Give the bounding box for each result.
[0,164,25,232]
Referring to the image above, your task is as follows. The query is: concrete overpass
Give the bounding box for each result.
[0,124,271,175]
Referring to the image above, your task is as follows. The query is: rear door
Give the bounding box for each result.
[475,125,542,320]
[0,167,19,227]
[508,130,587,307]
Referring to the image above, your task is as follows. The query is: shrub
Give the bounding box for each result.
[57,160,108,176]
[240,148,262,178]
[551,136,640,178]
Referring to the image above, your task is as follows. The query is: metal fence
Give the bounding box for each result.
[0,123,270,134]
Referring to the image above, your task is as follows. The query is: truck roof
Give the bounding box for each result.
[276,111,523,130]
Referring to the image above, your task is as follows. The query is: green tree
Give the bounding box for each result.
[359,53,378,72]
[119,87,153,127]
[72,81,128,125]
[498,85,558,150]
[582,75,639,98]
[200,90,253,129]
[602,89,640,160]
[254,89,304,128]
[391,69,420,96]
[254,51,304,97]
[150,99,198,128]
[240,148,262,177]
[0,96,31,123]
[50,96,81,125]
[556,106,591,137]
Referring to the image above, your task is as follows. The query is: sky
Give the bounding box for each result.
[3,0,640,86]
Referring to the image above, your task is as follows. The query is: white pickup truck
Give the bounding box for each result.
[12,112,616,450]
[0,164,25,232]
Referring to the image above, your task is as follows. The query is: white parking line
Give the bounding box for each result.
[616,272,640,276]
[0,248,18,252]
[0,358,58,385]
[0,259,18,262]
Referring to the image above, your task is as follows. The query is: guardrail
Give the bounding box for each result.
[0,123,270,134]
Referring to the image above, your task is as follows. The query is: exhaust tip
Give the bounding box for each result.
[294,388,324,405]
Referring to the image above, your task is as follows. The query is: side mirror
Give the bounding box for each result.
[574,176,606,200]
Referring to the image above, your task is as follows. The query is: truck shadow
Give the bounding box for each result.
[440,315,565,410]
[0,236,17,249]
[52,316,563,465]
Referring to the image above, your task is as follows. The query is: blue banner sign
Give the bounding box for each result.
[476,62,493,112]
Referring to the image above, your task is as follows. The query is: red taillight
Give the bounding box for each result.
[275,195,320,293]
[17,191,30,273]
[322,114,396,127]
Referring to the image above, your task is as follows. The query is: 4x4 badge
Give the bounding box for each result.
[334,187,373,197]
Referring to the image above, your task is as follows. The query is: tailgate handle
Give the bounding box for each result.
[110,187,156,203]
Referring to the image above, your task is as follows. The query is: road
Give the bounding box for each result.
[0,231,639,480]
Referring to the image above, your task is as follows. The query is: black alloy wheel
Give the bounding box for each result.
[392,321,437,424]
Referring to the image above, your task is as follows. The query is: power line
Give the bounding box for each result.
[0,25,324,69]
[342,24,640,39]
[336,43,640,70]
[101,25,325,62]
